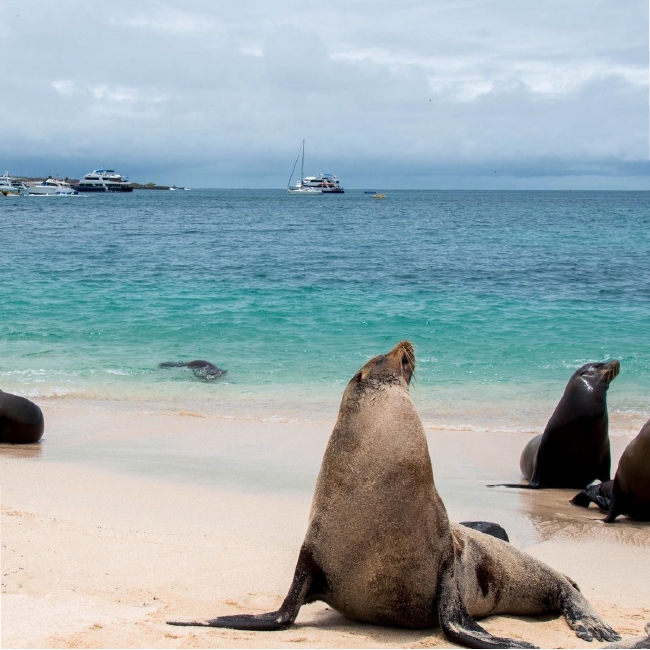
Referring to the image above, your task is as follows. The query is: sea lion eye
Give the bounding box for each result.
[354,372,363,382]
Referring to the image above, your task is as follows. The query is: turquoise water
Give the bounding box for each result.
[1,190,649,431]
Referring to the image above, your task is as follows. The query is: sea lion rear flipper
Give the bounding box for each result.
[437,556,537,649]
[167,546,316,630]
[602,622,650,648]
[570,489,593,508]
[570,481,612,512]
[558,583,621,642]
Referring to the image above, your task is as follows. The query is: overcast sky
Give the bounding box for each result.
[2,1,648,188]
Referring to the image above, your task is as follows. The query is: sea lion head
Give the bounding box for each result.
[572,359,620,392]
[351,340,415,388]
[337,341,416,416]
[555,359,620,419]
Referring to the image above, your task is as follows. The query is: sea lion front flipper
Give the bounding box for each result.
[486,483,538,489]
[437,556,537,649]
[167,546,317,630]
[603,484,625,523]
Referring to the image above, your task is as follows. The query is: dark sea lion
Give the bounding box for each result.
[0,389,44,444]
[572,418,650,522]
[492,360,620,489]
[158,360,226,381]
[168,342,621,648]
[460,521,509,542]
[570,480,613,511]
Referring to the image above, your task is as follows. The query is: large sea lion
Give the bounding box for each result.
[0,390,44,444]
[158,360,226,381]
[168,342,622,648]
[571,417,650,522]
[493,360,620,489]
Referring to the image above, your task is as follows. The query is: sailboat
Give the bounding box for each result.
[287,141,323,195]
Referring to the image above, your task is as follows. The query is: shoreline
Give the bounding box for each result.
[6,389,648,437]
[2,403,650,648]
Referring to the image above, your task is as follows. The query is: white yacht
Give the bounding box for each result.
[0,172,26,196]
[301,172,344,193]
[287,141,323,195]
[27,177,78,196]
[73,169,133,192]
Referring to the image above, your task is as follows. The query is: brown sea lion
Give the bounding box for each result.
[572,417,650,522]
[492,360,620,489]
[158,360,226,381]
[0,389,44,444]
[168,342,621,648]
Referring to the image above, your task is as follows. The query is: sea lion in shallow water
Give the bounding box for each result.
[493,360,619,489]
[0,390,44,444]
[158,360,226,381]
[169,342,621,648]
[572,417,650,522]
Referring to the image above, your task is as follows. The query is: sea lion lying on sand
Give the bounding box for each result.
[0,389,44,444]
[572,417,650,522]
[492,360,619,489]
[169,342,628,648]
[158,360,226,381]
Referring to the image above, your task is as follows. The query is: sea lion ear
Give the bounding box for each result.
[353,371,363,383]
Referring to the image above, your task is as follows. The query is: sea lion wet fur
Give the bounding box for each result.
[0,389,44,444]
[168,342,623,648]
[493,360,619,489]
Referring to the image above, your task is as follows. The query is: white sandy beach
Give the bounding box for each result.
[2,403,650,648]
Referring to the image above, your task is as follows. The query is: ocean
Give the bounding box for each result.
[1,189,649,436]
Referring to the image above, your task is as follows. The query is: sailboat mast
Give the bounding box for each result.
[300,140,305,182]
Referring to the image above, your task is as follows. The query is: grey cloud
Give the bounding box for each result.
[1,0,647,188]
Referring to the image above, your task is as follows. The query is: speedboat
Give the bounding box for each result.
[302,172,344,193]
[27,178,78,195]
[73,169,133,192]
[0,172,26,196]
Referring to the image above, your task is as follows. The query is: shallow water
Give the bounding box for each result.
[1,189,649,433]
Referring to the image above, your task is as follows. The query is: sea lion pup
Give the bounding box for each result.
[158,360,226,381]
[492,360,620,489]
[169,342,620,648]
[0,389,44,444]
[572,417,650,522]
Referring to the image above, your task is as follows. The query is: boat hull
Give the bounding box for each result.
[27,186,77,196]
[73,184,132,192]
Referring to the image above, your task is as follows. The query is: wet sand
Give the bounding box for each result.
[2,403,650,648]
